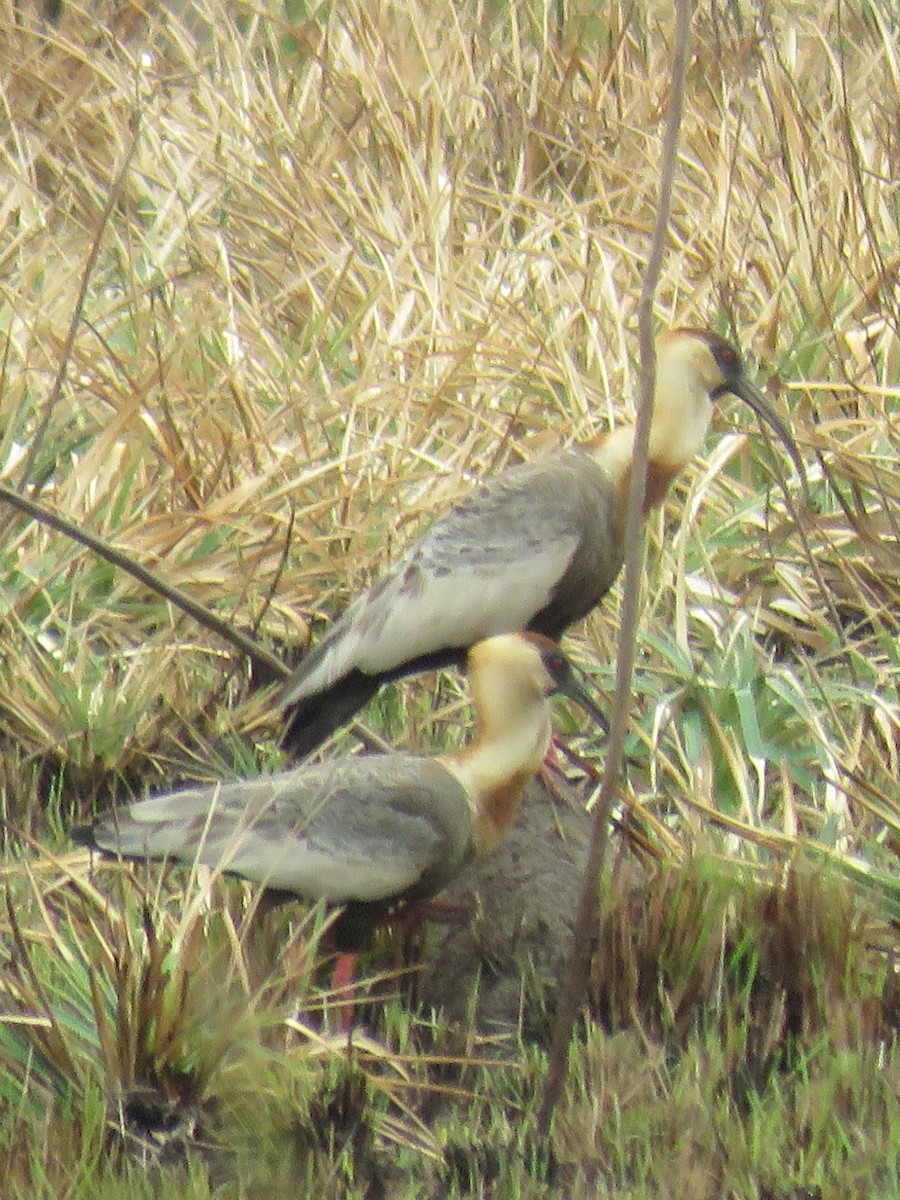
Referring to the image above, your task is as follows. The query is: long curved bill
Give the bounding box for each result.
[724,376,808,493]
[555,663,610,737]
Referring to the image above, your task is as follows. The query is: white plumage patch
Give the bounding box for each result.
[286,541,575,700]
[278,449,619,712]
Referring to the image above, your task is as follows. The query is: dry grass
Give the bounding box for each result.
[0,0,898,1191]
[1,845,897,1197]
[1,0,896,858]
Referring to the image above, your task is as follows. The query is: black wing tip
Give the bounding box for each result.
[280,704,335,759]
[278,652,468,759]
[71,821,99,849]
[279,670,383,759]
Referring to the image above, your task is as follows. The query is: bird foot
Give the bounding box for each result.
[398,897,473,927]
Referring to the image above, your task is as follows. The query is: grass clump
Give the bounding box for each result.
[553,1025,900,1200]
[0,847,897,1196]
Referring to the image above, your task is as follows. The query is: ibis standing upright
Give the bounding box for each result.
[280,328,805,756]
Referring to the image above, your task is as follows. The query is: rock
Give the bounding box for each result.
[419,775,593,1038]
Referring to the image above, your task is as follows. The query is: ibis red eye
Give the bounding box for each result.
[543,651,568,680]
[712,338,743,378]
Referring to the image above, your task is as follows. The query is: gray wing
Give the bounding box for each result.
[92,754,473,904]
[280,450,614,704]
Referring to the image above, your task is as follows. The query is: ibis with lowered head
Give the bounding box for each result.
[88,633,603,988]
[280,328,805,756]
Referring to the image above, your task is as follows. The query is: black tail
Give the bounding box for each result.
[279,647,468,759]
[70,822,99,849]
[280,670,381,759]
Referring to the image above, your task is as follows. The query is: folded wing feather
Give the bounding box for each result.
[279,452,606,705]
[93,755,473,904]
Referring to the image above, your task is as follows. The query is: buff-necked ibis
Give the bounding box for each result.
[279,328,804,756]
[87,633,604,1021]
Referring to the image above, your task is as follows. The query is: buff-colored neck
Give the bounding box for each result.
[440,675,552,855]
[590,349,715,515]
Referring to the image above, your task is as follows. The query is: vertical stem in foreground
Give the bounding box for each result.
[538,0,694,1135]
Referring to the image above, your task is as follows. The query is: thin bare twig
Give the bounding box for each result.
[538,0,693,1134]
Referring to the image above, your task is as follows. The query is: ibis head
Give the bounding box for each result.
[88,633,602,922]
[649,327,805,485]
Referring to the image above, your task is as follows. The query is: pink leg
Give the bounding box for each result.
[330,952,358,1030]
